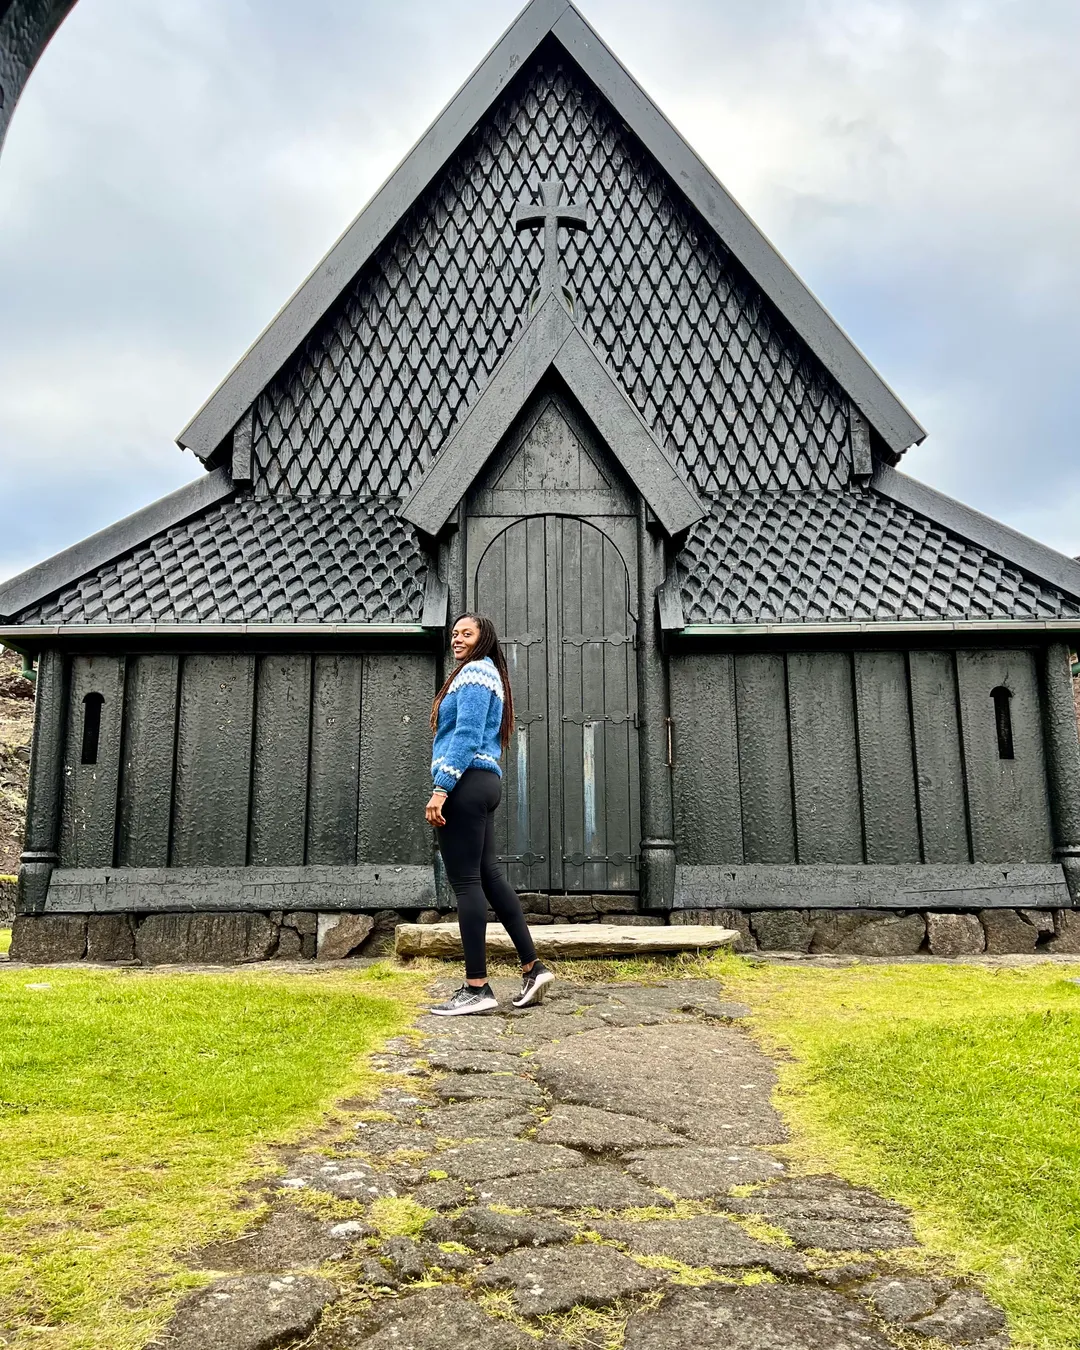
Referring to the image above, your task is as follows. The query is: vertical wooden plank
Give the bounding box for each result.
[306,655,363,865]
[598,527,637,892]
[671,654,742,864]
[853,651,921,863]
[956,649,1053,861]
[60,654,126,867]
[117,654,179,867]
[358,653,435,864]
[908,650,970,862]
[171,654,255,866]
[735,653,795,862]
[249,654,311,865]
[787,650,863,863]
[559,518,584,891]
[544,515,565,891]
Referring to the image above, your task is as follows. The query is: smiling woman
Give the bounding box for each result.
[0,963,424,1349]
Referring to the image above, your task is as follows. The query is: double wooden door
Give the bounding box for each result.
[474,515,640,893]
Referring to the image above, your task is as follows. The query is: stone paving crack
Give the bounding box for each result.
[153,976,1013,1350]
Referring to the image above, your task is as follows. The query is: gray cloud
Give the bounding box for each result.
[1,0,1078,583]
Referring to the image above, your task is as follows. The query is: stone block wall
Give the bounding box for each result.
[6,900,1080,963]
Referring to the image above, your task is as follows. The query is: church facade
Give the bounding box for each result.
[4,0,1080,960]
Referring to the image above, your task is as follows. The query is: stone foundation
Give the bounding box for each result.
[7,899,1080,963]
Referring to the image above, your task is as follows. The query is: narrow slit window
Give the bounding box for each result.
[81,692,104,765]
[991,685,1014,760]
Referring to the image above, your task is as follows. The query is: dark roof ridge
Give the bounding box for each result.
[176,0,925,463]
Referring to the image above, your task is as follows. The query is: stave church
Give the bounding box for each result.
[4,0,1080,962]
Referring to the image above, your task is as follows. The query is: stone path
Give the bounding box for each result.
[152,976,1011,1350]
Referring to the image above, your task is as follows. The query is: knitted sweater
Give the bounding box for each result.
[431,656,505,793]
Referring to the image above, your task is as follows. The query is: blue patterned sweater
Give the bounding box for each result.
[431,656,505,793]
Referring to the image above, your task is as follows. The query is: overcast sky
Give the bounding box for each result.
[1,0,1078,583]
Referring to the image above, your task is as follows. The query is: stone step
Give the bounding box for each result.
[394,922,739,959]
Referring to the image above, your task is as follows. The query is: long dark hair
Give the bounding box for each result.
[430,612,516,751]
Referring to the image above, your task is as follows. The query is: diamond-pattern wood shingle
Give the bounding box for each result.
[17,496,428,625]
[675,491,1080,625]
[253,51,851,501]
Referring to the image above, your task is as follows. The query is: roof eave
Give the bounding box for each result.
[872,465,1080,603]
[0,468,235,623]
[176,0,925,462]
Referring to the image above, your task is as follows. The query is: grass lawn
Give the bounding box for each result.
[710,957,1080,1350]
[0,962,426,1349]
[0,928,10,955]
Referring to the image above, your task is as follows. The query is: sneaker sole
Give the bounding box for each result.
[429,995,499,1017]
[512,970,555,1008]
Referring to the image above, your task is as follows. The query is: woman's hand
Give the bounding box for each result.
[425,791,448,827]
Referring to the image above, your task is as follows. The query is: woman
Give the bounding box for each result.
[425,612,554,1015]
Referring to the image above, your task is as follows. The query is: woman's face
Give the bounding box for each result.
[451,617,481,663]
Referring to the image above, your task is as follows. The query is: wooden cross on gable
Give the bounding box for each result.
[513,177,591,315]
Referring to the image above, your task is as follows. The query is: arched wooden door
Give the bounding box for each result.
[475,515,640,893]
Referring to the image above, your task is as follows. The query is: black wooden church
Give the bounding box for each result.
[5,0,1080,960]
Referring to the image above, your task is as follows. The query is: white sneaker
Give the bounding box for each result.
[511,961,555,1008]
[430,983,499,1016]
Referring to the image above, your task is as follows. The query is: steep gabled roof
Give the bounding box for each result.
[400,294,704,536]
[177,0,925,463]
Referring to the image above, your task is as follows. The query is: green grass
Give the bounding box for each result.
[0,962,426,1349]
[713,958,1080,1350]
[0,928,10,955]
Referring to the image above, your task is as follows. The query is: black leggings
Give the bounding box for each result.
[437,768,538,980]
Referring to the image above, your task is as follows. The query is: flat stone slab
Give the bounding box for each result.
[275,1155,403,1202]
[410,1178,473,1209]
[434,1073,546,1104]
[908,1289,1007,1343]
[151,1273,338,1350]
[396,922,738,959]
[623,1145,785,1198]
[425,1047,529,1073]
[349,1123,441,1157]
[420,1100,534,1139]
[478,1165,671,1211]
[439,1138,587,1181]
[191,1206,368,1273]
[415,1015,515,1047]
[535,1104,683,1153]
[426,1205,575,1254]
[378,1235,475,1279]
[623,1282,896,1350]
[724,1176,916,1251]
[596,1215,806,1276]
[475,1242,663,1316]
[861,1276,942,1323]
[309,1285,544,1349]
[531,1024,785,1145]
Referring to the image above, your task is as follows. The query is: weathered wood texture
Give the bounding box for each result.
[117,654,179,867]
[670,654,742,864]
[955,650,1052,862]
[171,654,255,866]
[358,654,433,864]
[907,650,969,862]
[395,921,738,959]
[674,863,1069,910]
[60,655,126,867]
[56,650,436,878]
[671,647,1055,867]
[45,865,436,913]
